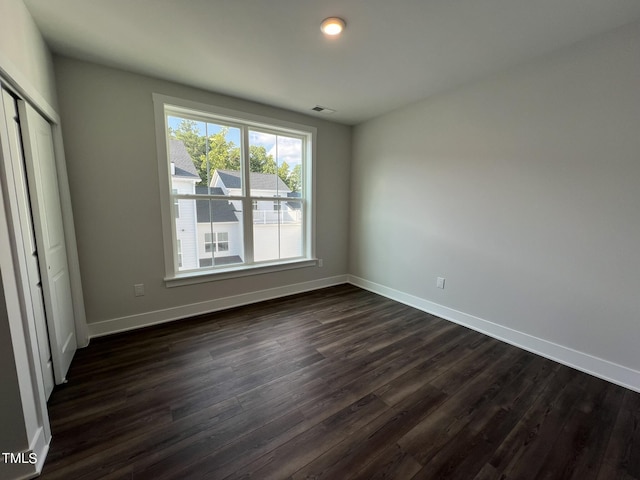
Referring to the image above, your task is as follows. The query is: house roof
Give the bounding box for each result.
[195,186,239,223]
[170,139,200,179]
[214,169,291,192]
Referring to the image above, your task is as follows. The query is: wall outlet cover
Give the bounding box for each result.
[134,284,145,297]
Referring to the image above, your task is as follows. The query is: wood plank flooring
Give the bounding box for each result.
[40,284,640,479]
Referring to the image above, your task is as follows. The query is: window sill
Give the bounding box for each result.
[164,258,319,288]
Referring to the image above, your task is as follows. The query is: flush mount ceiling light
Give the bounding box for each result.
[320,17,346,36]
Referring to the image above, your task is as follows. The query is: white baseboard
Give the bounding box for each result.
[31,425,49,478]
[348,275,640,393]
[87,275,349,338]
[0,425,49,480]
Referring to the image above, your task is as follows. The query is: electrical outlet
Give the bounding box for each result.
[134,284,145,297]
[436,277,445,289]
[318,258,324,267]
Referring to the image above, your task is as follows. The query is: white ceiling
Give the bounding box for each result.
[23,0,640,125]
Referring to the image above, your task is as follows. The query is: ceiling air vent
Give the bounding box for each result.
[311,105,336,114]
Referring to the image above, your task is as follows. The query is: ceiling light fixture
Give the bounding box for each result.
[311,105,336,114]
[320,17,346,36]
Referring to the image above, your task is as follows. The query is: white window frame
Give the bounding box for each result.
[153,94,317,287]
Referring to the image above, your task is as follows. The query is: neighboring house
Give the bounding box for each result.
[195,185,243,267]
[169,139,200,270]
[210,170,303,263]
[169,142,302,270]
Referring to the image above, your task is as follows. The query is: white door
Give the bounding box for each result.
[1,90,54,397]
[19,99,77,384]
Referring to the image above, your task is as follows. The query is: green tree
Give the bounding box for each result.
[205,130,240,176]
[170,119,299,190]
[169,119,206,181]
[249,145,277,174]
[170,120,240,185]
[287,164,302,192]
[278,162,291,189]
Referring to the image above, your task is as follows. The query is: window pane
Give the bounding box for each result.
[253,199,303,262]
[276,135,303,196]
[249,130,302,197]
[168,115,242,195]
[196,199,244,268]
[248,130,279,195]
[248,130,303,200]
[282,200,303,259]
[168,118,204,195]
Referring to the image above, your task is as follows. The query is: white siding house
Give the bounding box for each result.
[167,146,303,270]
[169,139,199,270]
[211,170,302,263]
[195,187,243,267]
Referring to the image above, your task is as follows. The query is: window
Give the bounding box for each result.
[204,232,213,253]
[204,231,229,253]
[154,94,316,284]
[172,189,180,218]
[217,232,229,252]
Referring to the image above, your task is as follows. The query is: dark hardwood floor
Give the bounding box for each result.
[40,284,640,479]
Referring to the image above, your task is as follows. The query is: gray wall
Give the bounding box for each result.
[0,0,58,110]
[54,57,351,326]
[351,21,640,374]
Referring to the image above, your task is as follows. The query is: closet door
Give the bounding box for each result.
[1,90,54,398]
[19,99,76,384]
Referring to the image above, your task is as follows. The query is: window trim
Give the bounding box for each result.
[153,93,317,286]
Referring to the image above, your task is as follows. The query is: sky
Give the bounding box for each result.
[168,115,302,169]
